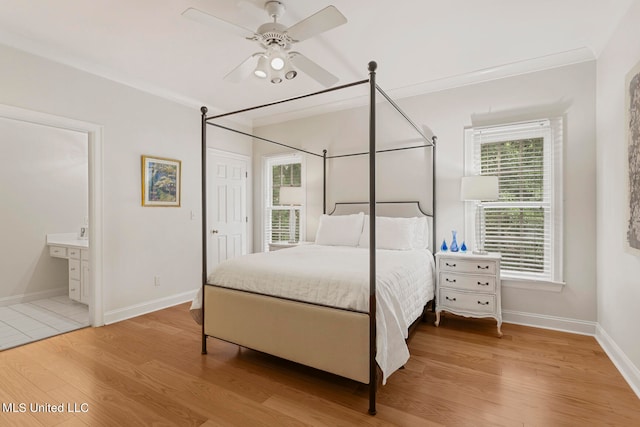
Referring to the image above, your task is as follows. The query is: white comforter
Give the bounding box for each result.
[198,244,435,384]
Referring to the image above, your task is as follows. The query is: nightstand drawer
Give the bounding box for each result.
[439,288,495,314]
[439,272,496,292]
[439,258,497,275]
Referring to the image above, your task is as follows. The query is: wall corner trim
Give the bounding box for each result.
[595,324,640,399]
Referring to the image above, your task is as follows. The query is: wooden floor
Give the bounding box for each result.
[1,304,638,427]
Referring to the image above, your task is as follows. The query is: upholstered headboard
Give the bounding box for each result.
[329,201,434,251]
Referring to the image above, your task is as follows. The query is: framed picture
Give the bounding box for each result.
[141,155,181,207]
[626,60,640,251]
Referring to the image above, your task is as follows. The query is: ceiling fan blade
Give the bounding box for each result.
[286,6,347,42]
[182,7,256,38]
[224,54,260,83]
[290,53,339,87]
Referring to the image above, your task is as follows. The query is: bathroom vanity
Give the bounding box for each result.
[47,233,89,305]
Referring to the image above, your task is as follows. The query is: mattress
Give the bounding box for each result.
[199,244,435,383]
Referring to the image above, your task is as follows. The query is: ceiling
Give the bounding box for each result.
[0,0,635,124]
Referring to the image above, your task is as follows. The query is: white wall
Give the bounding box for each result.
[0,117,87,301]
[0,43,204,321]
[255,61,597,330]
[596,0,640,395]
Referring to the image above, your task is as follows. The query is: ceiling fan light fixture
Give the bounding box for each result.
[284,60,297,80]
[253,55,269,78]
[271,57,285,71]
[285,69,297,80]
[267,45,286,71]
[270,68,283,84]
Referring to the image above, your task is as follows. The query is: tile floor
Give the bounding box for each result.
[0,296,89,350]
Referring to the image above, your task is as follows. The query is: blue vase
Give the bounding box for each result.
[440,239,448,252]
[450,230,459,252]
[461,241,467,252]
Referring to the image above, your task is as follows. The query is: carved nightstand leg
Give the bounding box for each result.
[497,321,503,338]
[434,311,441,327]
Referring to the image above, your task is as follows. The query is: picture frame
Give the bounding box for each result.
[141,155,181,207]
[626,59,640,251]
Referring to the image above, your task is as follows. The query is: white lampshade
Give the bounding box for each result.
[279,186,304,206]
[460,175,499,201]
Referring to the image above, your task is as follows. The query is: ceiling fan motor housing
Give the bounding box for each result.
[255,22,291,49]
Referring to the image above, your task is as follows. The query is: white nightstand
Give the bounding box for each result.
[268,241,313,252]
[434,251,503,337]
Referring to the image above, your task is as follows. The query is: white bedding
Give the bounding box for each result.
[194,244,435,384]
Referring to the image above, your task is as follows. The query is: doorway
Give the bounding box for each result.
[0,104,104,337]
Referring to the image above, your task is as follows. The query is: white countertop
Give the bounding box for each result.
[47,233,89,249]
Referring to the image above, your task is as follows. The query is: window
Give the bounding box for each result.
[464,119,563,283]
[263,154,305,251]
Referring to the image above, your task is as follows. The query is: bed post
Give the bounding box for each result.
[323,149,327,214]
[201,106,208,355]
[368,60,377,416]
[431,136,437,254]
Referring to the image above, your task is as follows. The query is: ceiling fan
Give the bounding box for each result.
[182,1,347,87]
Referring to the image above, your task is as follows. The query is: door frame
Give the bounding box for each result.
[0,104,104,326]
[207,148,251,271]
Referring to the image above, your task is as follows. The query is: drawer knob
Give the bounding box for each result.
[70,268,76,271]
[477,281,489,286]
[445,278,457,283]
[477,265,490,270]
[445,262,457,267]
[477,300,490,305]
[445,296,457,302]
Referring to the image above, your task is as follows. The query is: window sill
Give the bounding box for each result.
[501,277,565,293]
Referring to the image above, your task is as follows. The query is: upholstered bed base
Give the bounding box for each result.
[204,285,370,383]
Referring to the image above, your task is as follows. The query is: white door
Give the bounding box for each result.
[207,150,248,276]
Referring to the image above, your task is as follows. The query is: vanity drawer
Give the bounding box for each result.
[69,259,81,280]
[69,279,81,301]
[68,248,81,259]
[439,258,497,275]
[439,288,495,314]
[49,246,67,258]
[439,272,496,292]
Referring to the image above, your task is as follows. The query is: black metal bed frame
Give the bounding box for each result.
[199,61,436,415]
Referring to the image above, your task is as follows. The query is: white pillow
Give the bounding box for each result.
[412,216,429,249]
[358,216,415,250]
[315,212,364,246]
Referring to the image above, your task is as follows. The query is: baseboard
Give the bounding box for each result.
[103,290,195,325]
[595,324,640,399]
[0,287,67,307]
[502,309,597,335]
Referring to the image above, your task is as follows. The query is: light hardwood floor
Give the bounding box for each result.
[0,303,638,426]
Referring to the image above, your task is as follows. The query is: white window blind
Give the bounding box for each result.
[263,154,305,251]
[464,119,563,283]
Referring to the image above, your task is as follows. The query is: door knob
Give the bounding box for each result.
[211,229,219,234]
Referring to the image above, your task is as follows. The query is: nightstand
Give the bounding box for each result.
[434,251,503,337]
[268,241,312,252]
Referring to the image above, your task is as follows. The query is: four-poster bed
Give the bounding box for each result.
[197,61,437,415]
